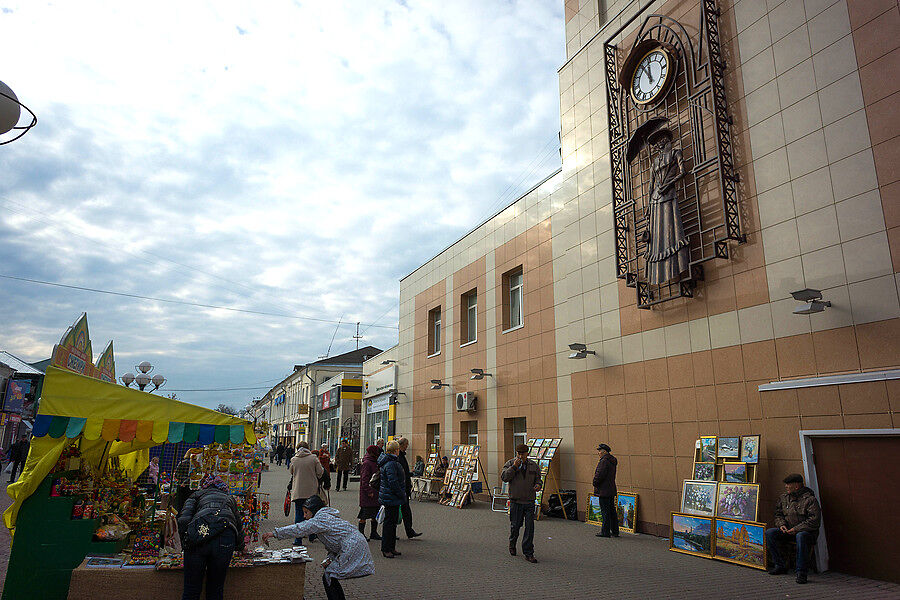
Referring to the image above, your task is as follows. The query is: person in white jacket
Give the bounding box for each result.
[263,495,374,600]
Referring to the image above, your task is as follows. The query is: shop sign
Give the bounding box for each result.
[366,394,390,414]
[9,414,21,423]
[2,379,30,414]
[364,365,396,399]
[319,388,340,411]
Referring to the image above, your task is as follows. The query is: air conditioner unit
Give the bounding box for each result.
[455,391,476,412]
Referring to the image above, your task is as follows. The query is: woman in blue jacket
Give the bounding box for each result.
[377,440,406,558]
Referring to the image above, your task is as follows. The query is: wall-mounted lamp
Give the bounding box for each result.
[381,359,398,365]
[430,379,450,390]
[791,288,831,315]
[568,343,597,359]
[470,368,493,380]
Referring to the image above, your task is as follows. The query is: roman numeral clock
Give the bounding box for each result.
[602,2,745,309]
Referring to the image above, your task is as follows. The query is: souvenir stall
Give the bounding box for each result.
[2,366,306,600]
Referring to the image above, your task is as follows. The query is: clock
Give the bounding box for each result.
[629,47,675,106]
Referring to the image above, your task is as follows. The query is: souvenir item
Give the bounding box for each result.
[717,437,740,459]
[699,437,717,462]
[681,480,717,517]
[739,435,760,464]
[715,483,759,522]
[670,513,713,557]
[713,517,767,569]
[723,462,747,483]
[616,492,638,533]
[692,462,715,481]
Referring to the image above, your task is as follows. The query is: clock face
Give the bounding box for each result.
[630,49,672,105]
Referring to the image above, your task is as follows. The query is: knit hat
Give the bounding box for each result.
[201,474,228,491]
[303,495,326,515]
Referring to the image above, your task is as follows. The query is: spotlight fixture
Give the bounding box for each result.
[470,368,494,380]
[790,288,831,315]
[568,343,597,359]
[381,359,398,365]
[430,379,450,390]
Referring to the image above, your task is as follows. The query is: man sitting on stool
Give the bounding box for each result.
[765,473,821,584]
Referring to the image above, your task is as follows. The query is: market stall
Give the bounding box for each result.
[2,366,305,600]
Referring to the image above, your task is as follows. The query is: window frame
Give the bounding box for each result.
[461,289,478,346]
[502,267,524,333]
[427,306,442,357]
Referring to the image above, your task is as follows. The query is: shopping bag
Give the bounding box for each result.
[283,490,291,517]
[376,505,385,524]
[3,463,12,474]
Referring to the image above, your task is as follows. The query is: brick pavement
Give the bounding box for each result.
[255,467,900,600]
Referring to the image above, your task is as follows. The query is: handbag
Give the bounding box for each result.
[283,490,291,517]
[184,508,229,549]
[376,505,385,524]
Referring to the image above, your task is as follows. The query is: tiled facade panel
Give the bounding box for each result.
[411,279,449,456]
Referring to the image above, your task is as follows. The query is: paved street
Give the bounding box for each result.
[255,466,900,600]
[0,467,897,599]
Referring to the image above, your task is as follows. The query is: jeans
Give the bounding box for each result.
[765,528,815,573]
[598,495,619,536]
[323,573,346,600]
[182,529,236,600]
[401,500,416,536]
[293,498,310,545]
[509,501,535,557]
[381,504,400,554]
[336,470,349,491]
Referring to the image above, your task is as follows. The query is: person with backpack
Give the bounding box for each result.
[263,495,374,600]
[177,474,244,600]
[377,440,406,558]
[357,445,382,541]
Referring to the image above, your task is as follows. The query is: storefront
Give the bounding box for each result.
[364,394,390,449]
[316,386,341,457]
[362,362,395,450]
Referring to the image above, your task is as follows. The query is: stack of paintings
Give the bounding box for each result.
[525,438,561,511]
[670,434,767,570]
[440,444,480,508]
[584,492,639,533]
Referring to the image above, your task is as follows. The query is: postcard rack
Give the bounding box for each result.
[525,437,564,521]
[440,444,487,509]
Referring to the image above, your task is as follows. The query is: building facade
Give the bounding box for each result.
[395,0,899,580]
[361,346,399,453]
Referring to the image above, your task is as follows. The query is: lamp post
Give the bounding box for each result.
[120,361,166,392]
[0,80,37,145]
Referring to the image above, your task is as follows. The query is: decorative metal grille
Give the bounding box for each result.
[604,1,744,309]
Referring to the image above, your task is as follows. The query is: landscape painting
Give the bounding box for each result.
[616,493,638,533]
[586,495,603,527]
[740,435,760,464]
[718,437,740,459]
[670,513,713,558]
[716,482,759,522]
[681,480,717,517]
[714,517,767,570]
[700,437,717,462]
[723,462,747,483]
[693,462,715,481]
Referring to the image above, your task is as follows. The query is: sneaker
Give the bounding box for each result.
[768,567,787,575]
[796,572,807,584]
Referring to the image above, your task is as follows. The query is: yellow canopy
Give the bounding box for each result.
[4,366,255,532]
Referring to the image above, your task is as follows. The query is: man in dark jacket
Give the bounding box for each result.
[397,438,422,539]
[7,435,29,483]
[378,441,406,558]
[501,444,542,563]
[177,475,244,600]
[593,443,618,538]
[275,443,285,466]
[765,473,822,584]
[334,440,354,492]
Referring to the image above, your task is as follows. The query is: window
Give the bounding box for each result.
[463,420,478,446]
[461,290,477,344]
[512,417,527,450]
[428,306,441,355]
[502,267,524,330]
[427,423,440,451]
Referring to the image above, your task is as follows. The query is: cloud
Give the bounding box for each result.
[0,0,564,409]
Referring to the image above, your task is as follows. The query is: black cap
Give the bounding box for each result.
[516,444,530,454]
[303,495,326,515]
[597,443,611,452]
[783,473,804,485]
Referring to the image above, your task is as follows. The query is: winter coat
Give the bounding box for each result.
[413,460,425,477]
[593,453,618,497]
[335,446,354,470]
[774,486,821,536]
[9,440,29,462]
[318,450,332,471]
[500,457,542,503]
[177,487,244,551]
[378,452,406,506]
[358,450,381,508]
[289,448,324,501]
[275,444,285,459]
[274,507,374,583]
[398,450,413,499]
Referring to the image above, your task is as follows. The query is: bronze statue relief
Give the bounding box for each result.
[627,117,690,285]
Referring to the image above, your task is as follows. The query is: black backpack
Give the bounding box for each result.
[183,490,235,549]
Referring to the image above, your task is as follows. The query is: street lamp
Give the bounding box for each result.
[121,361,166,392]
[0,80,37,145]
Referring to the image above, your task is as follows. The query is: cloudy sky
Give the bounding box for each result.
[0,1,564,410]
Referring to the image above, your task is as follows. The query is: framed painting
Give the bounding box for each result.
[723,462,747,483]
[740,435,760,464]
[681,480,717,517]
[713,517,767,570]
[586,495,603,527]
[550,439,560,448]
[717,437,740,459]
[716,482,759,522]
[692,462,715,481]
[544,448,557,460]
[670,512,713,558]
[541,438,552,448]
[528,445,542,459]
[700,436,717,463]
[536,447,547,459]
[616,492,638,533]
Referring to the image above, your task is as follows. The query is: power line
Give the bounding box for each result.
[164,385,276,392]
[0,273,398,329]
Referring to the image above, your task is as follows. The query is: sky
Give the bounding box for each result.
[0,1,565,410]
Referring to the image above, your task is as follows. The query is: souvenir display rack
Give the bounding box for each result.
[423,445,440,478]
[525,437,565,521]
[439,444,487,508]
[670,434,767,570]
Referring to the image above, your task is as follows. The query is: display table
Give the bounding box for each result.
[411,477,443,501]
[67,559,305,600]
